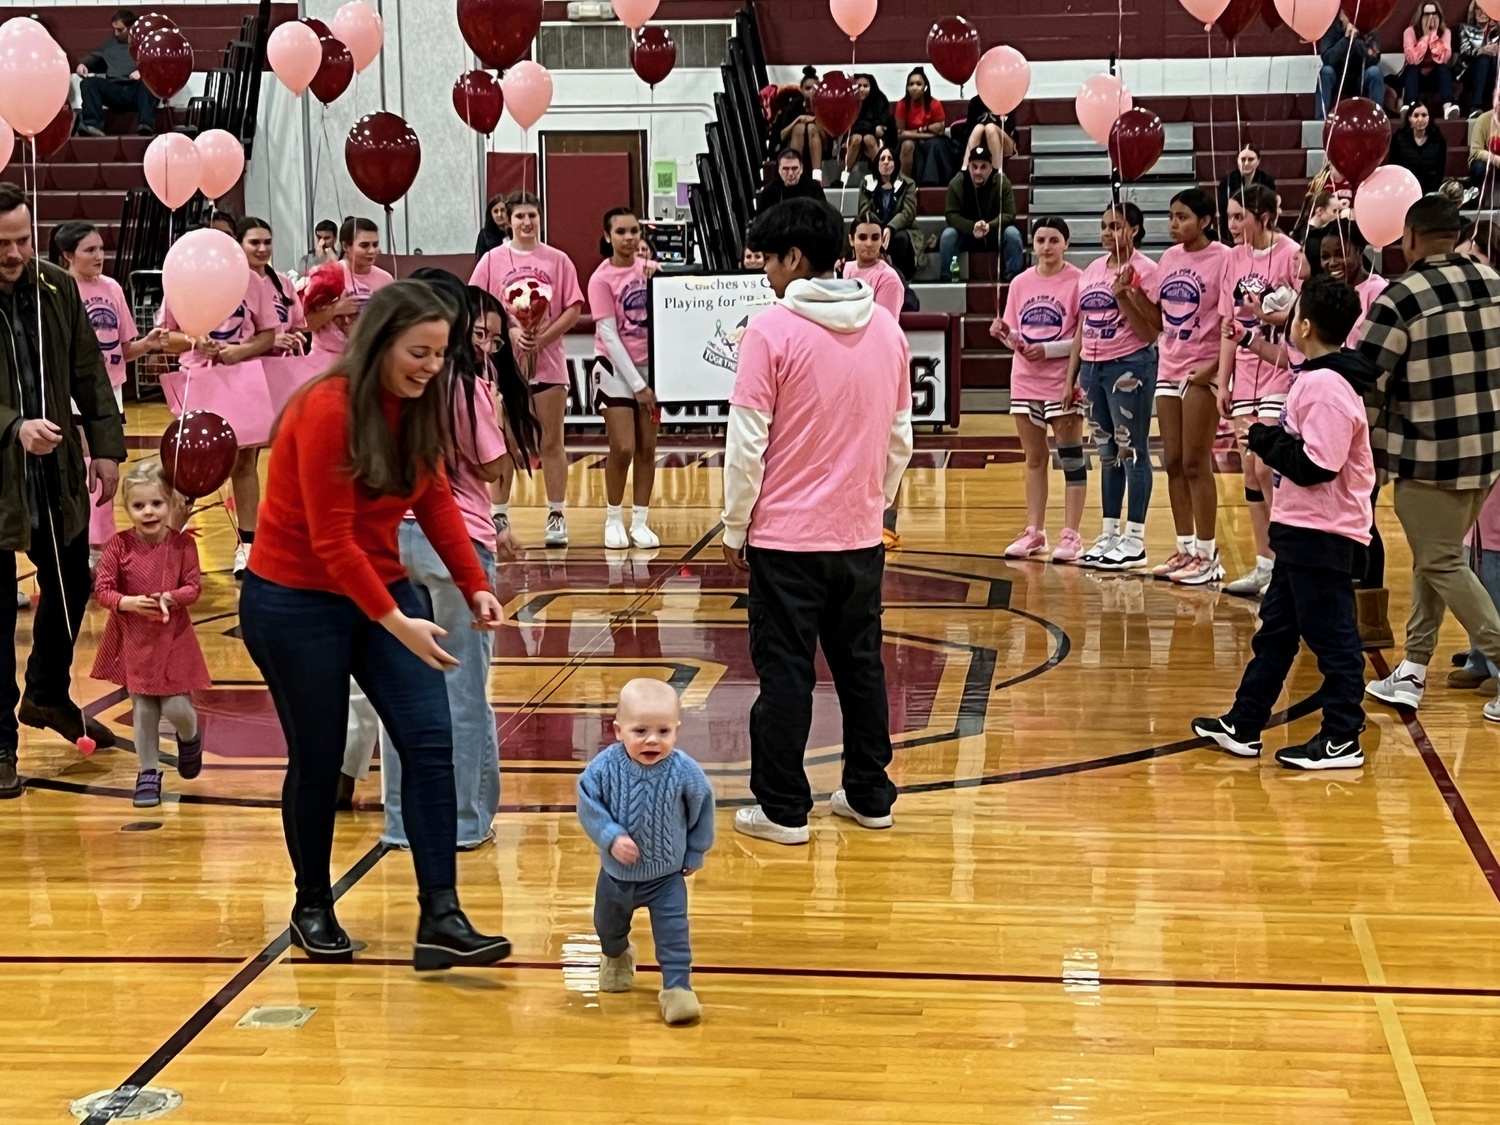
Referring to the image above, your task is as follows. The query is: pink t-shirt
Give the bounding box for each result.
[729,303,911,551]
[1147,241,1231,385]
[448,378,507,552]
[471,243,584,387]
[1078,251,1160,363]
[76,275,138,388]
[1350,274,1389,348]
[843,259,904,319]
[259,269,305,339]
[159,270,278,371]
[1002,262,1081,402]
[1270,365,1376,545]
[587,258,650,368]
[311,262,393,356]
[1219,235,1301,401]
[1475,482,1500,551]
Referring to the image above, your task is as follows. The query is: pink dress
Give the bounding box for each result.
[90,530,211,697]
[470,243,584,387]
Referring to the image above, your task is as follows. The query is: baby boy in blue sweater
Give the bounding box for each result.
[577,678,716,1025]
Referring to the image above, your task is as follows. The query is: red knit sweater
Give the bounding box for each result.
[250,377,490,619]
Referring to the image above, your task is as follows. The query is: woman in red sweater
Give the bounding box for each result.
[241,280,510,969]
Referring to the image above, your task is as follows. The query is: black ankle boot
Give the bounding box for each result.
[413,889,511,972]
[290,895,353,962]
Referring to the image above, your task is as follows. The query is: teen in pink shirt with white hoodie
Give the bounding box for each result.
[722,197,912,847]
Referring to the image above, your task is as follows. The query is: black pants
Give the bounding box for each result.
[0,499,93,749]
[747,545,895,827]
[1466,54,1497,114]
[1227,561,1367,741]
[240,574,459,901]
[80,77,157,130]
[887,228,917,280]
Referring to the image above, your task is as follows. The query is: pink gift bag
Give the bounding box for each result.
[262,353,330,416]
[161,359,276,449]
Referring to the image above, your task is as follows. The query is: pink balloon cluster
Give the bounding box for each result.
[269,4,382,97]
[0,17,72,139]
[144,130,245,210]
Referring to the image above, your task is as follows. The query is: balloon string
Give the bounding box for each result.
[1206,26,1219,194]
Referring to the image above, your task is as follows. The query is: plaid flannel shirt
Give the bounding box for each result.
[1356,253,1500,491]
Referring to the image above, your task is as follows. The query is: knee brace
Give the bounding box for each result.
[1245,487,1265,503]
[1059,444,1088,484]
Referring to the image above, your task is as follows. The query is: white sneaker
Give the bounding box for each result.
[233,542,250,580]
[604,519,630,550]
[733,806,809,845]
[1367,661,1427,709]
[630,522,660,549]
[544,512,569,547]
[829,788,893,830]
[14,587,28,609]
[1224,561,1273,597]
[1079,532,1117,569]
[1485,697,1500,723]
[1100,535,1148,571]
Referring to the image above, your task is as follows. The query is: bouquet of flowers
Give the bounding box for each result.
[504,278,552,380]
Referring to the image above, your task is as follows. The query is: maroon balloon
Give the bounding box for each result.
[1109,107,1166,182]
[136,28,193,101]
[926,16,981,88]
[1261,0,1283,31]
[1340,0,1399,30]
[302,17,332,38]
[160,411,237,501]
[812,71,861,138]
[457,0,543,72]
[1216,0,1261,40]
[1323,96,1391,188]
[33,106,74,160]
[310,36,354,105]
[128,13,178,62]
[346,111,421,208]
[629,27,676,88]
[452,70,503,134]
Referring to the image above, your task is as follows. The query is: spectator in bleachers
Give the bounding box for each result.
[857,146,918,279]
[474,196,510,256]
[75,9,157,138]
[1468,103,1500,194]
[756,149,825,215]
[1318,10,1387,120]
[895,67,947,183]
[940,145,1023,282]
[770,67,829,183]
[209,211,237,237]
[1459,2,1499,116]
[959,93,1017,165]
[1390,103,1449,193]
[1403,3,1460,119]
[1216,145,1277,246]
[839,75,894,187]
[298,220,339,277]
[1458,216,1500,262]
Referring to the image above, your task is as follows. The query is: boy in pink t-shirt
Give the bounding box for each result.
[1193,276,1376,771]
[722,197,913,845]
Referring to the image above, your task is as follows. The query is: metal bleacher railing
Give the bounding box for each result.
[690,7,768,271]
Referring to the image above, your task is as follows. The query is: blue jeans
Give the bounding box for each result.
[1080,348,1158,524]
[939,224,1024,281]
[594,870,693,990]
[1463,548,1500,678]
[240,574,459,898]
[1317,64,1386,119]
[383,523,498,849]
[1403,63,1454,107]
[80,76,157,130]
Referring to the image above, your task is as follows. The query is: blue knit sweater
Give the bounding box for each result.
[576,743,716,881]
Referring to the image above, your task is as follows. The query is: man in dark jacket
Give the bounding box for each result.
[755,149,826,215]
[939,145,1023,281]
[0,183,125,797]
[75,9,157,137]
[1318,10,1386,119]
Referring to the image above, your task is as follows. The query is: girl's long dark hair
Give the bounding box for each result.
[410,267,503,481]
[235,215,287,303]
[856,73,890,123]
[470,285,541,472]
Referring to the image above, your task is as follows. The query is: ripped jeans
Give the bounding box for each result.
[1080,347,1158,524]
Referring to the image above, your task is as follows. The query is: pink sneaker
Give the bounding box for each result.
[1050,528,1084,563]
[1171,552,1225,586]
[1003,527,1049,559]
[1152,550,1193,579]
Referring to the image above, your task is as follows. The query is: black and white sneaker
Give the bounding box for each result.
[1191,715,1263,758]
[1275,734,1364,771]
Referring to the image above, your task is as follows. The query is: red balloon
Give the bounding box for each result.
[346,111,420,207]
[33,105,74,159]
[452,70,503,134]
[1340,0,1399,29]
[160,411,237,500]
[1261,0,1283,31]
[927,16,981,88]
[128,13,178,62]
[1109,107,1166,181]
[1216,0,1261,40]
[310,36,354,104]
[1323,97,1390,188]
[457,0,543,72]
[302,17,332,38]
[812,70,861,138]
[629,27,676,88]
[136,28,193,101]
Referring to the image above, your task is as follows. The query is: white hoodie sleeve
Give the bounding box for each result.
[595,317,646,393]
[885,408,914,505]
[1041,340,1074,360]
[721,405,772,550]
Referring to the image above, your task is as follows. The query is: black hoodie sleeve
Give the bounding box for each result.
[1246,423,1339,486]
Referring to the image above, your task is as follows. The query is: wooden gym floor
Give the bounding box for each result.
[3,405,1499,1124]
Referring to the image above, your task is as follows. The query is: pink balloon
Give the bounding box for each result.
[0,31,70,138]
[332,1,384,73]
[502,61,553,130]
[1076,75,1133,146]
[1483,0,1500,21]
[0,17,47,43]
[976,46,1030,117]
[1180,0,1231,23]
[194,129,244,201]
[1274,0,1339,41]
[829,0,878,41]
[1353,164,1422,248]
[267,21,321,96]
[0,120,12,176]
[162,230,251,338]
[614,0,660,30]
[144,133,202,210]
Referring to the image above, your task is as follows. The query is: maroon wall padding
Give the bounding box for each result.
[486,152,538,204]
[542,151,633,291]
[18,5,299,72]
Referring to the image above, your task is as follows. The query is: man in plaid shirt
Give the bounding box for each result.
[1357,196,1500,723]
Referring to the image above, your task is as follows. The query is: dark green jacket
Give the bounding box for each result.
[0,259,125,551]
[944,170,1016,237]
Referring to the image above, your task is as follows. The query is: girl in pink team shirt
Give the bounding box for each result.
[471,193,584,548]
[588,207,660,551]
[1071,202,1161,571]
[237,216,306,355]
[843,215,905,319]
[1142,189,1231,586]
[991,217,1086,562]
[304,217,393,357]
[1215,182,1301,598]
